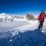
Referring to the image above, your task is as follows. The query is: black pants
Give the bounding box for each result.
[38,20,44,29]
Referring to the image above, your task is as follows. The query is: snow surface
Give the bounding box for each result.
[0,21,29,32]
[0,13,46,46]
[0,19,46,37]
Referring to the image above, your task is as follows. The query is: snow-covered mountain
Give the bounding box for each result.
[0,13,25,22]
[26,13,35,20]
[0,13,46,46]
[0,13,37,22]
[0,13,46,37]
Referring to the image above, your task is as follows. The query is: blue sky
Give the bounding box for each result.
[0,0,46,16]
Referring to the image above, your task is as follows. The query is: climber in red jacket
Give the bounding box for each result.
[38,10,46,29]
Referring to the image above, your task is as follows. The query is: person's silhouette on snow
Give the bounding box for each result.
[38,10,46,29]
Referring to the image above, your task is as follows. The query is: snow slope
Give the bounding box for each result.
[0,27,46,46]
[0,19,46,37]
[0,21,29,32]
[0,13,46,46]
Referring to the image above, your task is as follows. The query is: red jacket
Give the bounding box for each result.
[38,14,46,20]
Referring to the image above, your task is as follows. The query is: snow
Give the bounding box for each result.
[0,13,46,46]
[0,29,46,46]
[0,19,38,38]
[0,18,46,36]
[15,20,38,31]
[0,15,46,36]
[0,21,29,32]
[10,39,12,42]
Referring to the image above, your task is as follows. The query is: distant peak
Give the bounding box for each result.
[27,12,31,14]
[0,13,6,15]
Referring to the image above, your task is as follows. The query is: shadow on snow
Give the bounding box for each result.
[0,29,46,46]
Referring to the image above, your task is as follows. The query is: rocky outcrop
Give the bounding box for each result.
[26,13,35,20]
